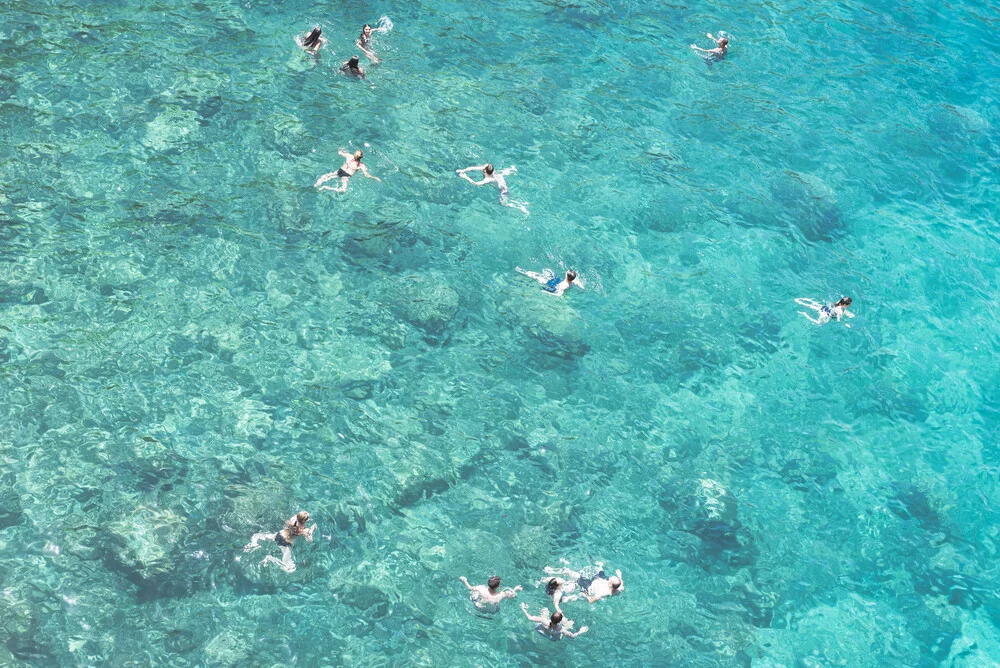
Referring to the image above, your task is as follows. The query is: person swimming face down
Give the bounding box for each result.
[483,164,495,177]
[303,26,322,49]
[835,296,852,308]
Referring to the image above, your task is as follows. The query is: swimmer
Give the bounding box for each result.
[544,561,624,604]
[690,32,728,63]
[315,149,381,193]
[244,511,316,573]
[535,576,579,613]
[520,603,589,640]
[300,26,324,54]
[456,163,529,214]
[459,575,522,611]
[796,296,854,326]
[515,267,580,296]
[340,55,367,79]
[356,24,380,63]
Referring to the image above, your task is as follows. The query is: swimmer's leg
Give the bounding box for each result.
[244,533,272,552]
[798,311,822,325]
[794,298,823,311]
[501,196,529,215]
[516,267,547,282]
[315,173,337,188]
[261,547,297,573]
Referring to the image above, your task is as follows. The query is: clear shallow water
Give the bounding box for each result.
[1,0,999,664]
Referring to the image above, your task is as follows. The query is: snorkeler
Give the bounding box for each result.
[459,575,522,611]
[691,32,729,63]
[544,562,623,604]
[244,511,316,573]
[456,163,529,214]
[515,267,580,297]
[356,24,380,63]
[300,25,324,53]
[315,149,381,193]
[520,603,589,640]
[340,55,367,79]
[796,296,854,326]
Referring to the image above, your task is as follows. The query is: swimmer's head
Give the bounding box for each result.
[296,511,310,524]
[304,26,322,47]
[719,37,729,47]
[550,611,563,626]
[488,576,501,591]
[354,150,364,161]
[362,24,373,35]
[610,575,622,590]
[484,164,495,176]
[546,578,560,595]
[566,270,577,283]
[836,296,852,307]
[348,55,361,68]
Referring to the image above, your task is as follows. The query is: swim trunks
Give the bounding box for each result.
[336,168,353,178]
[274,532,292,548]
[542,276,561,293]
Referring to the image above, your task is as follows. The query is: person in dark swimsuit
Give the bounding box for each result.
[340,55,367,79]
[796,296,854,326]
[691,32,728,65]
[315,149,381,193]
[356,24,380,63]
[244,511,316,573]
[516,268,579,296]
[300,26,324,54]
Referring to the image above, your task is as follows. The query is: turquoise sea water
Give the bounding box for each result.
[1,0,999,664]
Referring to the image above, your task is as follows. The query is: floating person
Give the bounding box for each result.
[244,511,316,573]
[315,149,382,193]
[795,296,854,326]
[459,575,522,611]
[515,267,580,296]
[300,25,325,54]
[340,55,367,79]
[356,24,380,63]
[691,32,729,64]
[545,561,623,603]
[456,163,529,214]
[536,576,579,613]
[520,603,589,640]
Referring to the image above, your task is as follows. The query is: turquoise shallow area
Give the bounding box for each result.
[2,0,1000,664]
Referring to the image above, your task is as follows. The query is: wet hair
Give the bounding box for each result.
[354,150,364,161]
[550,611,563,626]
[546,578,560,595]
[361,23,372,34]
[719,37,729,46]
[566,270,577,282]
[836,296,852,307]
[303,26,322,48]
[348,55,361,67]
[484,164,495,175]
[487,576,501,590]
[296,511,309,523]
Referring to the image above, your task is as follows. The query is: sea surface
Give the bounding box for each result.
[1,0,999,664]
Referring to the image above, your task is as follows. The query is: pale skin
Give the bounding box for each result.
[357,25,380,63]
[459,577,522,610]
[544,562,624,604]
[244,513,316,573]
[520,603,589,639]
[691,33,728,60]
[535,576,579,613]
[315,150,381,193]
[456,165,508,194]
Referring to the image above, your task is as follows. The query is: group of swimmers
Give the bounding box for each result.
[460,561,624,640]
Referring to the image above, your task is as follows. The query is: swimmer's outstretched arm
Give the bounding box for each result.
[502,585,523,600]
[338,149,353,159]
[520,603,545,623]
[563,626,589,638]
[456,165,488,173]
[357,41,380,63]
[359,165,381,182]
[303,523,317,541]
[459,576,475,591]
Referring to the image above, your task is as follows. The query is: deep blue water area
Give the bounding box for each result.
[1,0,999,664]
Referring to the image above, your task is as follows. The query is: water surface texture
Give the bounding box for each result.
[1,0,999,664]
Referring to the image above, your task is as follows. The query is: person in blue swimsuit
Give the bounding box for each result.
[796,296,854,326]
[516,267,579,296]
